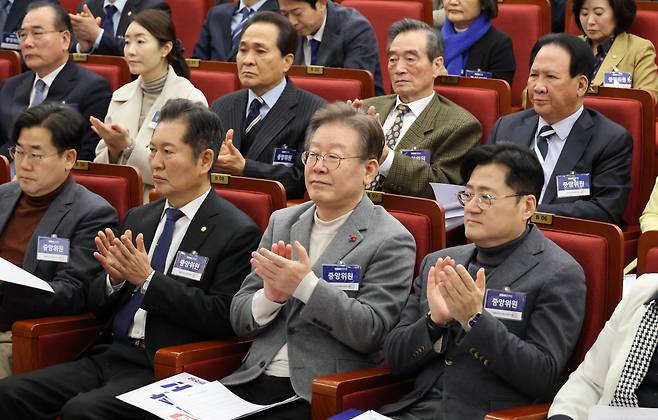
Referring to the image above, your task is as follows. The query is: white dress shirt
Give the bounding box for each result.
[29,61,67,107]
[303,12,327,66]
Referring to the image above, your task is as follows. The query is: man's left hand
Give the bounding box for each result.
[251,241,311,297]
[69,4,102,46]
[437,264,486,328]
[215,130,245,175]
[108,230,153,287]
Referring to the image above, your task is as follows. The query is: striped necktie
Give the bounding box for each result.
[536,125,555,159]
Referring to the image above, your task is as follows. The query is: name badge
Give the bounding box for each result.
[148,111,161,129]
[272,147,297,167]
[170,251,208,281]
[556,173,590,198]
[400,149,431,163]
[322,264,360,291]
[1,32,19,50]
[61,101,79,112]
[484,289,525,321]
[603,72,632,88]
[37,236,70,263]
[464,69,493,79]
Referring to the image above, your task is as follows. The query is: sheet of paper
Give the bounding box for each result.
[589,405,658,419]
[166,380,300,420]
[429,183,465,220]
[0,256,54,293]
[352,410,394,419]
[117,372,208,420]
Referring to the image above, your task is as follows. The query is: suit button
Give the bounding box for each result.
[469,347,476,354]
[474,352,481,359]
[445,357,453,366]
[484,359,490,367]
[259,361,266,368]
[420,346,425,352]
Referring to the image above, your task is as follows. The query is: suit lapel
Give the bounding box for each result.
[14,72,34,111]
[0,184,21,236]
[374,96,396,126]
[486,227,543,290]
[397,95,441,150]
[4,1,26,32]
[87,0,104,17]
[592,33,627,86]
[139,200,165,257]
[117,0,138,37]
[224,3,239,59]
[224,90,249,151]
[46,61,76,102]
[542,110,593,203]
[316,3,339,65]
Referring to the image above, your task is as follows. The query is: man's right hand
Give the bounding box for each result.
[93,228,125,285]
[427,257,455,325]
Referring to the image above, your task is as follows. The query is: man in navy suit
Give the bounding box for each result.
[279,0,384,95]
[0,0,58,50]
[194,0,279,62]
[69,0,170,55]
[0,2,111,162]
[488,33,632,226]
[0,98,262,419]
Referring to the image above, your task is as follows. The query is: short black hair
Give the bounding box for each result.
[529,33,595,83]
[573,0,636,34]
[242,11,298,57]
[157,99,221,172]
[388,19,444,61]
[12,103,84,153]
[460,143,544,201]
[26,1,73,34]
[479,0,498,19]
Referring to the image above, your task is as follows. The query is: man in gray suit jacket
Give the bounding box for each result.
[380,143,586,419]
[0,104,118,378]
[221,102,416,418]
[212,12,326,198]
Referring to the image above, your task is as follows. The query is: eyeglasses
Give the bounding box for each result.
[9,146,61,163]
[456,191,531,210]
[301,151,363,170]
[15,29,64,42]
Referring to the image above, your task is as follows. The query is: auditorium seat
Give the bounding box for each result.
[59,0,79,13]
[0,155,9,184]
[288,65,376,102]
[168,0,210,58]
[0,50,21,85]
[434,75,512,143]
[638,230,658,275]
[492,0,551,108]
[311,214,624,419]
[185,59,241,104]
[71,53,132,91]
[342,0,433,94]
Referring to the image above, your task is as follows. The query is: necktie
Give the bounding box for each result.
[244,97,263,134]
[536,125,555,159]
[309,38,321,65]
[611,301,658,407]
[101,4,118,38]
[231,7,253,50]
[0,0,10,33]
[367,104,411,191]
[111,207,185,344]
[31,79,46,108]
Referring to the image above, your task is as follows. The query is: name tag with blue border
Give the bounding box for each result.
[603,72,632,88]
[37,236,70,263]
[465,69,493,79]
[147,111,161,129]
[171,251,208,281]
[484,289,525,321]
[1,33,19,50]
[272,147,297,166]
[400,149,431,163]
[322,264,360,291]
[556,173,590,198]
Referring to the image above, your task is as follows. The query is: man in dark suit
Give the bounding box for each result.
[279,0,384,95]
[0,0,58,50]
[212,12,326,198]
[193,0,279,62]
[0,103,118,378]
[0,99,262,418]
[361,19,481,198]
[488,33,632,226]
[0,2,112,162]
[379,143,586,419]
[69,0,170,55]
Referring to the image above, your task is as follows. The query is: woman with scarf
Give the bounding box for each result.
[442,0,515,86]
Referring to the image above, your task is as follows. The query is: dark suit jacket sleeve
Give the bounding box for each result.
[341,18,381,95]
[487,32,515,86]
[77,75,112,161]
[192,8,214,60]
[538,130,632,225]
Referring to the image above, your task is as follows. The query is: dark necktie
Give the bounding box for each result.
[244,97,263,133]
[111,207,185,344]
[536,125,555,159]
[0,0,10,33]
[309,38,321,65]
[101,4,118,38]
[30,79,46,108]
[231,7,253,49]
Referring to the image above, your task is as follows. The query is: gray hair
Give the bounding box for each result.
[387,18,444,61]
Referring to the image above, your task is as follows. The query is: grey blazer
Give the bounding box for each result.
[380,225,586,419]
[222,195,416,401]
[0,177,118,322]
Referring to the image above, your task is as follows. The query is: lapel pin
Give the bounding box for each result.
[201,226,207,232]
[127,11,132,16]
[350,234,357,242]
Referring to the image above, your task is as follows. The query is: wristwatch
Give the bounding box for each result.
[468,312,482,329]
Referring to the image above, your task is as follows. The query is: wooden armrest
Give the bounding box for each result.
[12,313,100,338]
[313,366,395,397]
[485,403,550,420]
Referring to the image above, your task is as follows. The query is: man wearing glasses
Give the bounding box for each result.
[221,102,416,418]
[0,103,118,379]
[0,2,112,163]
[378,143,586,419]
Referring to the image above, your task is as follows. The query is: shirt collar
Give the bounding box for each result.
[104,0,127,14]
[248,78,287,111]
[394,92,435,117]
[307,11,328,43]
[538,105,584,141]
[588,35,615,57]
[34,61,67,89]
[162,187,212,222]
[237,0,269,14]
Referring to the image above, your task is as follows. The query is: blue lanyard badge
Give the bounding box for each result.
[556,173,590,198]
[603,72,632,89]
[147,111,161,129]
[322,264,361,291]
[400,149,431,163]
[171,251,209,281]
[272,147,297,167]
[464,69,493,79]
[484,289,526,321]
[37,236,70,263]
[1,32,20,50]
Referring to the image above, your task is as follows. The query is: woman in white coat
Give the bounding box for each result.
[92,9,207,200]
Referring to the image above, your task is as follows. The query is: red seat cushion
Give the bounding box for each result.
[388,210,431,277]
[168,0,207,58]
[78,63,125,91]
[73,174,131,221]
[190,70,240,104]
[214,188,273,232]
[289,76,364,103]
[646,247,658,273]
[434,85,500,143]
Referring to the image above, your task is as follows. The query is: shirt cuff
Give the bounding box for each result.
[292,271,319,304]
[105,275,125,295]
[140,271,155,294]
[93,28,104,49]
[379,148,395,176]
[251,289,284,326]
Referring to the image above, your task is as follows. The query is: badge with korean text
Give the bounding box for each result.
[484,289,526,321]
[603,72,632,88]
[400,149,431,163]
[37,236,70,263]
[171,251,208,281]
[272,147,297,167]
[556,173,590,198]
[464,69,493,79]
[322,264,361,291]
[1,32,20,50]
[148,111,161,129]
